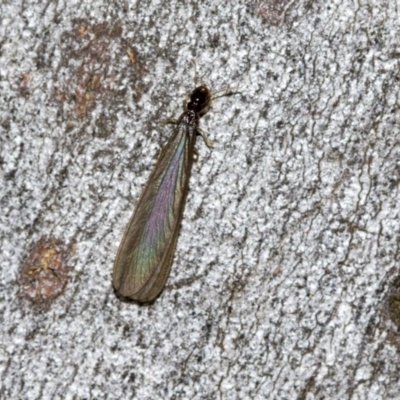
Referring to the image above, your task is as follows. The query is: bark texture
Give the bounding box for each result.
[1,1,400,399]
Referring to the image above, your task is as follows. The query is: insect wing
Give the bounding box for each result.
[113,117,195,302]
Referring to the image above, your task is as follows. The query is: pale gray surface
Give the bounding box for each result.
[1,0,400,399]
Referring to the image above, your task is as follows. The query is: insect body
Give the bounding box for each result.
[113,85,212,302]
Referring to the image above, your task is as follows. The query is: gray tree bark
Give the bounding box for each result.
[1,0,400,399]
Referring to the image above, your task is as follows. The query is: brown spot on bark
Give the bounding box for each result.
[53,19,147,138]
[256,0,291,25]
[388,291,400,330]
[19,237,75,304]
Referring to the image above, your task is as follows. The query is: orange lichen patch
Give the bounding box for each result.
[19,238,74,304]
[127,49,136,64]
[19,73,30,96]
[73,73,102,116]
[77,24,87,35]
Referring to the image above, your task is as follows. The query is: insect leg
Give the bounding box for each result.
[198,128,214,148]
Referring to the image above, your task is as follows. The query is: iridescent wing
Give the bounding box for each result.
[113,114,196,302]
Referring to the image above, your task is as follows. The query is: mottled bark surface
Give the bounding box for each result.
[1,1,400,399]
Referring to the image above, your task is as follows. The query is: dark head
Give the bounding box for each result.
[187,85,212,116]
